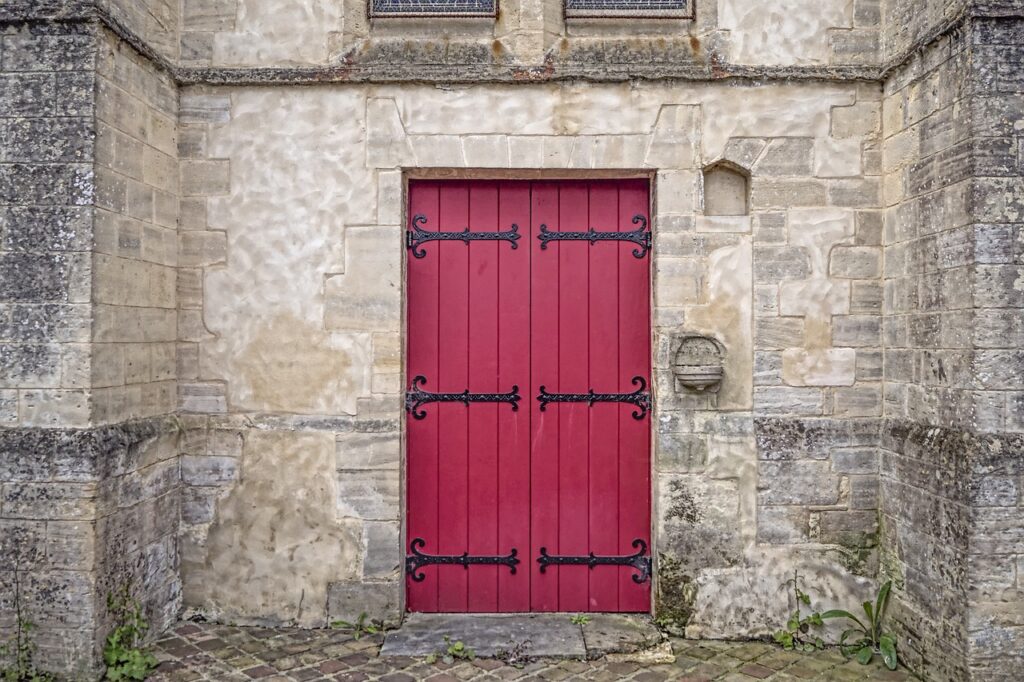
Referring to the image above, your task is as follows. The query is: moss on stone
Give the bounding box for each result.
[654,553,698,635]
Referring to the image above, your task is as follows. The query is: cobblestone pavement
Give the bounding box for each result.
[150,622,915,682]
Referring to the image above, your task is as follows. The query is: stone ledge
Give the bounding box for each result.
[0,414,181,482]
[380,613,662,658]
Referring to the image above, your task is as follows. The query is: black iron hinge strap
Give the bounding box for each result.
[407,214,522,258]
[536,539,652,584]
[537,376,650,420]
[405,375,521,420]
[537,214,650,258]
[405,538,520,582]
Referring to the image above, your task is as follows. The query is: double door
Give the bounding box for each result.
[405,179,651,612]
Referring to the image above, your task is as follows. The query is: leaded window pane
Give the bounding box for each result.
[565,0,693,18]
[370,0,497,17]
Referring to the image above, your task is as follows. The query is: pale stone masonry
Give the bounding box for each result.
[1,1,1022,680]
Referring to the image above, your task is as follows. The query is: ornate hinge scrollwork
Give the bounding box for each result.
[536,539,652,584]
[406,214,522,258]
[405,375,521,420]
[405,538,521,582]
[536,376,650,420]
[537,214,651,258]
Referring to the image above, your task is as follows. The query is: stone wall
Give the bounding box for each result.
[172,80,885,635]
[1,15,182,679]
[176,0,880,73]
[1,19,95,429]
[93,29,179,425]
[879,7,1024,681]
[100,0,179,63]
[2,1,1022,679]
[882,0,967,62]
[0,419,181,677]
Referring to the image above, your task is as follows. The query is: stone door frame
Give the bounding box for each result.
[397,168,661,614]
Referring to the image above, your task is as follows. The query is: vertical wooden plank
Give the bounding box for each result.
[467,183,500,612]
[617,179,652,611]
[530,182,560,611]
[498,181,531,611]
[587,181,620,611]
[557,182,590,612]
[406,181,440,611]
[437,183,470,612]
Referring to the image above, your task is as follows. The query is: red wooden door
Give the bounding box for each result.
[405,179,651,613]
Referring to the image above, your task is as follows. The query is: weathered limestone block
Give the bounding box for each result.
[685,550,874,640]
[645,105,699,169]
[718,0,854,66]
[814,137,863,177]
[754,318,805,350]
[362,521,400,579]
[324,225,402,333]
[409,136,466,167]
[779,279,851,318]
[462,135,510,167]
[211,0,343,66]
[182,431,360,627]
[782,348,857,386]
[754,138,814,176]
[757,506,810,543]
[657,432,708,472]
[758,460,839,505]
[833,384,882,416]
[658,474,744,573]
[751,179,828,208]
[754,386,824,415]
[695,216,750,233]
[684,240,754,409]
[656,170,698,214]
[180,160,230,196]
[327,580,400,626]
[336,431,400,470]
[336,469,400,521]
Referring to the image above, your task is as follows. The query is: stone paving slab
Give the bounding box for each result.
[148,620,919,681]
[580,614,663,656]
[380,613,588,657]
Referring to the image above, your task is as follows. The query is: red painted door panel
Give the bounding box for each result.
[406,179,651,613]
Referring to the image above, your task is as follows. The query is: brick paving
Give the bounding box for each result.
[149,622,915,681]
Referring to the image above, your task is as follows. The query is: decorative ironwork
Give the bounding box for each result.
[405,538,520,582]
[406,214,522,258]
[536,376,651,420]
[537,214,651,258]
[405,375,521,420]
[536,539,652,584]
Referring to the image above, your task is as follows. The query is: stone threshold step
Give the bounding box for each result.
[380,613,662,659]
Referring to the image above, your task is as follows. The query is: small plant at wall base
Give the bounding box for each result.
[0,568,55,682]
[329,612,382,640]
[424,636,475,664]
[772,570,825,652]
[1,617,55,682]
[821,580,898,670]
[103,586,157,681]
[570,614,590,626]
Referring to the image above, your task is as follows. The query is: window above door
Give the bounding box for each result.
[370,0,498,18]
[369,0,693,19]
[564,0,693,19]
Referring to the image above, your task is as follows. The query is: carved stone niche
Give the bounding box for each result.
[672,334,724,393]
